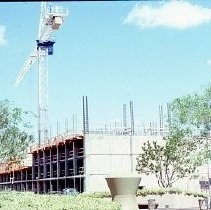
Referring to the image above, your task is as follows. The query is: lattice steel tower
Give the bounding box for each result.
[14,2,68,145]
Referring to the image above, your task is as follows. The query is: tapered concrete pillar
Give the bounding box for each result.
[106,175,141,210]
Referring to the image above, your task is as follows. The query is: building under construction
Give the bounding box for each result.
[0,134,84,194]
[0,98,173,194]
[0,133,170,194]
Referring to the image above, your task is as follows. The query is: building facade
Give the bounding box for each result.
[0,133,204,193]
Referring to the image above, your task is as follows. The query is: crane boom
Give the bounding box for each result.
[13,48,37,87]
[14,26,54,87]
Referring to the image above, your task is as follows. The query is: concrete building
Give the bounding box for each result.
[0,132,206,193]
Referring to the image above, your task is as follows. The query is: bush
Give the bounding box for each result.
[0,191,120,210]
[80,191,111,198]
[136,188,207,198]
[184,190,207,198]
[78,188,208,199]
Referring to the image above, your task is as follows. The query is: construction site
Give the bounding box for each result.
[0,129,167,194]
[0,94,204,194]
[0,93,170,193]
[0,2,210,200]
[0,0,170,194]
[0,120,207,194]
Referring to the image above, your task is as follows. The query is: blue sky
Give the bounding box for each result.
[1,1,211,136]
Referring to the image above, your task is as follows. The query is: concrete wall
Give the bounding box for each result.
[84,134,205,193]
[84,135,163,192]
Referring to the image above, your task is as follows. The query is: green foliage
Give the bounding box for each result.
[136,135,204,187]
[185,191,207,198]
[137,188,166,196]
[136,84,211,188]
[136,141,165,176]
[74,189,208,199]
[170,84,211,136]
[0,100,33,163]
[81,191,111,198]
[0,191,120,210]
[137,188,207,198]
[168,188,183,195]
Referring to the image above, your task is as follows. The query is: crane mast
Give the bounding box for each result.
[14,2,68,145]
[37,42,50,145]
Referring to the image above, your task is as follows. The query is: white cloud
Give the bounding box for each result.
[124,1,211,30]
[0,25,7,46]
[207,59,211,66]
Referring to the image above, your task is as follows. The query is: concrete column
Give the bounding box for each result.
[65,143,68,176]
[73,142,77,175]
[57,145,60,177]
[50,149,53,178]
[43,150,47,178]
[43,180,47,193]
[37,152,40,179]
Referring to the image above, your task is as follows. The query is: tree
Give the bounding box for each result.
[170,84,211,136]
[136,132,205,188]
[0,100,34,165]
[136,84,211,188]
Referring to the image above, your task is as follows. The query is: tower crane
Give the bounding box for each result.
[14,2,68,145]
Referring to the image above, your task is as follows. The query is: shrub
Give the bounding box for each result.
[0,191,120,210]
[136,188,207,198]
[80,191,111,198]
